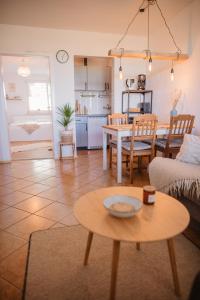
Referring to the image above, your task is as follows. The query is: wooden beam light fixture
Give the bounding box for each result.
[108,0,189,80]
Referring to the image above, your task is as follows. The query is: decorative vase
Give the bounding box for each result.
[61,129,73,143]
[170,108,178,116]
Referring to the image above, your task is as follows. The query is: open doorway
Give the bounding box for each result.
[2,55,54,160]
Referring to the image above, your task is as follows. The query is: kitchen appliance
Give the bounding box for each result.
[76,116,88,148]
[137,74,146,90]
[126,78,135,89]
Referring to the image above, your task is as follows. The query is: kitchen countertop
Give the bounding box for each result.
[75,114,109,117]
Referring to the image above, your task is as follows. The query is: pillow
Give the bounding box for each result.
[176,134,200,165]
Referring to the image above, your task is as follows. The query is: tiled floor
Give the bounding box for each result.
[0,150,149,299]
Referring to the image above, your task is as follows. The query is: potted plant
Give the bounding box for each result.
[57,104,74,143]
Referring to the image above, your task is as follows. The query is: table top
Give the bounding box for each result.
[102,122,170,132]
[74,187,189,243]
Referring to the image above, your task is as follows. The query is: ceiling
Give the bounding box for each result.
[0,0,193,35]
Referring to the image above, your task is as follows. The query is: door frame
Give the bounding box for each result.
[0,51,57,161]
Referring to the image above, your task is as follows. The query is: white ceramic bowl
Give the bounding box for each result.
[104,195,142,218]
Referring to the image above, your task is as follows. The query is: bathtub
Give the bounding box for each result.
[9,117,53,141]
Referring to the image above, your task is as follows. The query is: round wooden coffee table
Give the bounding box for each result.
[74,186,189,300]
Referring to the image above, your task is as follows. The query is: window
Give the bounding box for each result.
[28,82,51,112]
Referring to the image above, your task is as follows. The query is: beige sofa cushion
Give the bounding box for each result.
[176,134,200,165]
[149,157,200,205]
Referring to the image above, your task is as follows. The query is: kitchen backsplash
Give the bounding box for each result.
[75,91,111,115]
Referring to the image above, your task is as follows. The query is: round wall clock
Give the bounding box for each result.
[56,50,69,64]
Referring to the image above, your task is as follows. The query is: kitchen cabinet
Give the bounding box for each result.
[74,66,87,91]
[76,116,107,149]
[74,65,110,91]
[87,116,107,149]
[88,66,110,91]
[76,116,88,147]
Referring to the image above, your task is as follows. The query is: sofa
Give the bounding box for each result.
[149,157,200,245]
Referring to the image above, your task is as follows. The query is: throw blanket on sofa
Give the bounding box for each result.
[149,157,200,205]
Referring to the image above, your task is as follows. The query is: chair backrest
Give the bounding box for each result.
[168,114,195,140]
[132,114,158,142]
[108,113,128,125]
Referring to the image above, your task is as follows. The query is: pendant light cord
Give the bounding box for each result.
[115,0,182,55]
[147,1,150,52]
[155,0,182,54]
[115,0,146,49]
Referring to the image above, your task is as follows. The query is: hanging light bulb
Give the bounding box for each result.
[119,65,123,80]
[17,59,31,77]
[148,56,152,72]
[170,61,174,81]
[119,49,123,80]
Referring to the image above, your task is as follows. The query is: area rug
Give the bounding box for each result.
[23,225,200,300]
[11,142,52,153]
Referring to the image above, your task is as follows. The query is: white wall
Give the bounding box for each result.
[147,0,200,134]
[0,24,146,159]
[0,57,10,161]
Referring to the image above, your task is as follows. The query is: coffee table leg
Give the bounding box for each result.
[167,238,181,296]
[84,231,93,266]
[110,240,120,300]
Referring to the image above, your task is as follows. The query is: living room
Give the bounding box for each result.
[0,0,199,299]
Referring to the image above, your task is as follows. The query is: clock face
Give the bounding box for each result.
[56,50,69,64]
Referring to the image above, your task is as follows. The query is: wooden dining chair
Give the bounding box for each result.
[108,113,128,168]
[121,114,158,183]
[155,114,195,158]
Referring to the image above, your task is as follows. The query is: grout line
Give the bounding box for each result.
[0,275,22,292]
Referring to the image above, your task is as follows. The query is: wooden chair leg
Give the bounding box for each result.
[130,159,134,184]
[126,155,129,168]
[138,156,142,172]
[109,146,112,169]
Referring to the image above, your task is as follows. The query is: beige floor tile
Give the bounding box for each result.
[4,179,33,191]
[20,183,50,195]
[60,213,79,226]
[0,208,30,230]
[0,203,9,211]
[0,191,32,206]
[14,196,52,213]
[0,175,17,186]
[35,202,73,221]
[0,186,13,196]
[0,244,28,289]
[6,215,55,240]
[0,277,21,300]
[38,187,68,201]
[0,231,26,260]
[40,176,63,187]
[25,173,52,183]
[51,222,66,228]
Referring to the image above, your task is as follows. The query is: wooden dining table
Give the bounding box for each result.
[102,122,170,183]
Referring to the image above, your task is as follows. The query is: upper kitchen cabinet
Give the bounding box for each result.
[87,66,110,91]
[74,56,112,91]
[74,65,87,91]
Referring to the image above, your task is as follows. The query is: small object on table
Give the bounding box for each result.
[104,195,142,218]
[143,185,156,205]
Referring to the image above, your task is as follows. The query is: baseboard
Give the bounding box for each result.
[0,160,11,164]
